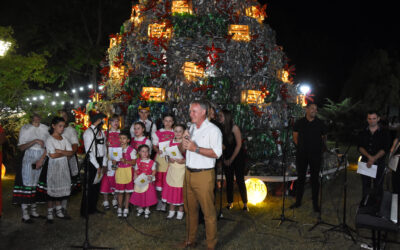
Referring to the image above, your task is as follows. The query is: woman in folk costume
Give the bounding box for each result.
[59,110,80,195]
[162,124,186,220]
[152,113,175,211]
[101,114,119,210]
[45,117,74,223]
[12,114,48,223]
[81,111,107,216]
[131,121,152,153]
[129,144,157,218]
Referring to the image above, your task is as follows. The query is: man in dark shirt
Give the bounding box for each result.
[358,111,390,198]
[290,103,327,212]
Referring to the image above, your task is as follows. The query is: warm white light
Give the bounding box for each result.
[299,84,311,95]
[88,99,92,103]
[0,40,12,56]
[79,87,84,91]
[245,178,268,205]
[72,89,76,93]
[88,84,93,89]
[32,97,37,101]
[98,85,104,90]
[70,101,74,104]
[79,100,83,104]
[40,95,45,100]
[55,92,59,97]
[26,98,30,101]
[63,91,67,94]
[51,101,56,106]
[29,102,32,105]
[61,101,65,105]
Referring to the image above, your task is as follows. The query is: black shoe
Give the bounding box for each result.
[46,219,54,224]
[289,202,301,209]
[22,218,34,224]
[226,203,233,210]
[243,206,249,212]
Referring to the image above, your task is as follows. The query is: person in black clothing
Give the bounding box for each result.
[219,109,248,211]
[80,111,107,217]
[358,111,391,199]
[390,133,400,194]
[290,103,327,212]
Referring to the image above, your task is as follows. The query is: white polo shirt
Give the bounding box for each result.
[186,119,222,169]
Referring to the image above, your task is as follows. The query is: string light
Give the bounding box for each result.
[79,87,84,91]
[79,100,83,104]
[32,97,37,101]
[61,101,65,105]
[70,101,74,104]
[51,101,56,105]
[26,98,30,101]
[88,84,93,89]
[55,92,59,97]
[40,95,44,100]
[72,89,76,93]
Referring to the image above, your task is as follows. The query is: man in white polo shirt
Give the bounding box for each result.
[181,100,222,250]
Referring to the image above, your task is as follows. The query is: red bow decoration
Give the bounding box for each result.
[192,84,214,92]
[150,34,169,50]
[139,91,151,101]
[254,4,268,19]
[283,64,296,84]
[205,43,225,66]
[251,106,264,117]
[100,66,110,77]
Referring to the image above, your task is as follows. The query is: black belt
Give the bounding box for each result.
[186,167,213,173]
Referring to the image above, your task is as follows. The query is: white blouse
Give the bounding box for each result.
[45,136,72,157]
[18,123,49,150]
[62,126,79,146]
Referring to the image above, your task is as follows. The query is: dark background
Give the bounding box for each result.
[1,0,399,104]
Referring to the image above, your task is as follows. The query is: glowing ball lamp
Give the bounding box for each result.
[1,164,5,179]
[245,178,267,205]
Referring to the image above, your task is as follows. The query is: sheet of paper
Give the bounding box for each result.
[158,141,171,157]
[134,173,149,186]
[165,145,184,160]
[109,147,122,161]
[357,161,377,178]
[93,170,104,184]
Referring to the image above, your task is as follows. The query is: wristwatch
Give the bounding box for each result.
[195,146,200,153]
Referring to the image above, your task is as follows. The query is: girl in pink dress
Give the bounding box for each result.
[131,122,152,153]
[162,124,186,220]
[152,114,175,211]
[100,115,119,210]
[113,131,136,218]
[129,144,157,219]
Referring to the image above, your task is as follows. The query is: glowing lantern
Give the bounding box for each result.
[277,69,291,83]
[108,35,122,51]
[141,87,166,102]
[130,4,143,26]
[172,0,193,14]
[148,23,172,39]
[1,164,5,179]
[109,65,125,80]
[228,25,251,42]
[296,95,306,107]
[241,90,264,104]
[183,62,205,81]
[245,6,266,23]
[245,178,267,205]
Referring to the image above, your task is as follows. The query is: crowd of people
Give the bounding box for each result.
[9,100,249,249]
[5,101,400,249]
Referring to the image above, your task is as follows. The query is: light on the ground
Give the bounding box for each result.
[245,178,267,205]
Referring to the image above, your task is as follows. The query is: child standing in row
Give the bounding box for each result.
[101,115,119,210]
[45,117,74,223]
[152,114,175,211]
[130,145,157,219]
[114,131,136,218]
[162,124,186,220]
[131,122,152,153]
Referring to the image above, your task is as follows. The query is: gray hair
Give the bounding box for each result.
[190,100,209,116]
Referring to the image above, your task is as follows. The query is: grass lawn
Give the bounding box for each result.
[1,165,399,249]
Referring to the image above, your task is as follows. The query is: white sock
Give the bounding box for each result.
[47,208,54,220]
[21,204,30,220]
[56,205,64,217]
[30,203,39,217]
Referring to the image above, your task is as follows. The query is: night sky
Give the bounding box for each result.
[1,0,399,104]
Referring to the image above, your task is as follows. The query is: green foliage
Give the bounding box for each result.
[172,13,228,38]
[340,49,400,112]
[318,98,363,144]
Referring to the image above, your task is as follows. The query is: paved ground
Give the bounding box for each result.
[1,167,399,250]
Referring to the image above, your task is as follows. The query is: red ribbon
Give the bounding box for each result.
[251,106,264,117]
[192,84,214,92]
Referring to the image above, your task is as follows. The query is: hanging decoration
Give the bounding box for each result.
[228,25,251,42]
[148,22,172,39]
[130,4,143,26]
[245,4,267,23]
[109,65,125,80]
[183,62,205,81]
[171,0,192,14]
[141,87,166,102]
[241,90,264,104]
